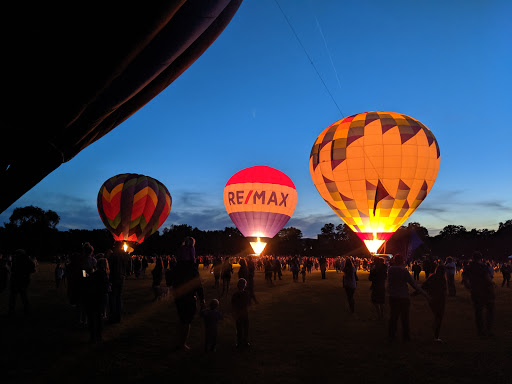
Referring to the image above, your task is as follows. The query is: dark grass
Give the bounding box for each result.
[1,263,511,384]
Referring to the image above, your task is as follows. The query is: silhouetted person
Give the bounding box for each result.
[246,256,258,304]
[211,256,222,290]
[152,256,164,301]
[342,258,357,313]
[8,249,35,316]
[463,251,495,337]
[84,258,110,343]
[423,257,434,280]
[421,264,447,341]
[221,257,233,296]
[55,263,65,290]
[369,257,387,320]
[445,257,457,296]
[141,256,149,278]
[172,236,205,350]
[133,256,142,278]
[232,278,251,349]
[107,243,131,323]
[0,253,9,293]
[273,256,282,280]
[290,256,300,283]
[319,256,327,279]
[238,258,249,280]
[387,254,429,342]
[264,257,273,286]
[412,262,421,281]
[500,260,511,288]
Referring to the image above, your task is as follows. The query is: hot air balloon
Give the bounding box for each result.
[1,1,243,215]
[97,173,172,246]
[224,166,298,255]
[309,111,440,254]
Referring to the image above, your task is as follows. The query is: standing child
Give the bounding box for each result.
[231,278,251,349]
[200,299,224,352]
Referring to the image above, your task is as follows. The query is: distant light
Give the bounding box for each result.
[123,243,128,252]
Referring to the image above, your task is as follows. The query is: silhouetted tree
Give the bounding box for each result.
[1,205,511,261]
[320,223,336,239]
[2,205,60,258]
[269,227,303,255]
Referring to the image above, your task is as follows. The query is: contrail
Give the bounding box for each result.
[315,16,342,91]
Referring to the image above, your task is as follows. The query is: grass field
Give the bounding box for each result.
[0,263,511,384]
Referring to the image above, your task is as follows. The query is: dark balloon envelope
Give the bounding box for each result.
[97,174,172,244]
[0,0,243,214]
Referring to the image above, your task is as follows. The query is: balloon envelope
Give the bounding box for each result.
[97,173,172,244]
[224,166,297,252]
[0,0,243,215]
[309,111,440,253]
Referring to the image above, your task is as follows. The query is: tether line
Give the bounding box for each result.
[274,0,344,118]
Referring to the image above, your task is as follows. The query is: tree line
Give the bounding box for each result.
[0,206,511,262]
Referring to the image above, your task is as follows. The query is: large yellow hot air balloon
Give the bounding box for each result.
[309,111,440,254]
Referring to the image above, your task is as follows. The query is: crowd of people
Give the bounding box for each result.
[1,242,510,350]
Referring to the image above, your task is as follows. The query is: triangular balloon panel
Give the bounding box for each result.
[309,111,440,254]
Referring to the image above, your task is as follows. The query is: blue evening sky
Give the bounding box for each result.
[2,0,511,238]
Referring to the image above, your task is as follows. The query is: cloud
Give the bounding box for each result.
[478,201,512,211]
[287,213,340,238]
[175,191,210,208]
[164,207,233,231]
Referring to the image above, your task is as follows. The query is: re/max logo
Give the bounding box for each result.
[227,190,289,207]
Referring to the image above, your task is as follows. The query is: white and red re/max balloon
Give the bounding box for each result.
[223,165,297,254]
